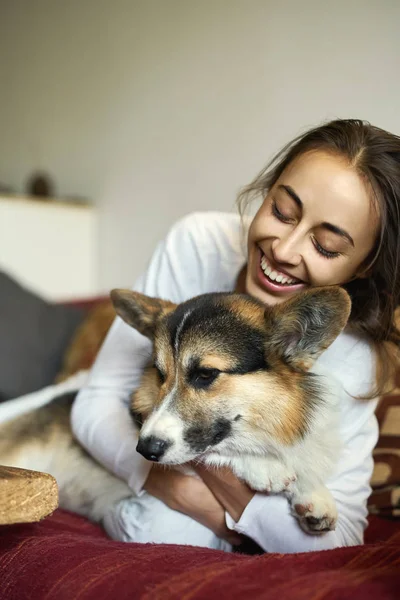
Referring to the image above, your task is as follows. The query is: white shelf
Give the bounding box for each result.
[0,195,98,301]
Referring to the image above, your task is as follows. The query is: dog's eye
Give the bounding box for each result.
[192,368,220,389]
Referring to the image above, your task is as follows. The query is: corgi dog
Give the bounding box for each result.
[112,286,351,534]
[0,286,350,535]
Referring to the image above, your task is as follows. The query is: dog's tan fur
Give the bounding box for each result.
[56,301,115,382]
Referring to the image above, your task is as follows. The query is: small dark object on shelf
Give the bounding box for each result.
[26,172,55,198]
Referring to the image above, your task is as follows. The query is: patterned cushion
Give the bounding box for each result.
[369,389,400,518]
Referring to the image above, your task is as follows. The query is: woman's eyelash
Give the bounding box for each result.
[312,238,341,260]
[271,200,292,223]
[271,200,341,260]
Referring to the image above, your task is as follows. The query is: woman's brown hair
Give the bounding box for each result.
[237,119,400,397]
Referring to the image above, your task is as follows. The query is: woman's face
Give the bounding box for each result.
[246,151,379,306]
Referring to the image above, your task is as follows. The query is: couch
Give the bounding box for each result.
[0,272,399,599]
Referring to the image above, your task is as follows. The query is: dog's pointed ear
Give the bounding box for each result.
[110,289,176,339]
[264,287,351,371]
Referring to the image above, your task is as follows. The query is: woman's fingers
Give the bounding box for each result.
[193,463,255,523]
[144,466,242,545]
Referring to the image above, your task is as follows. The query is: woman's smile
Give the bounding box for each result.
[257,248,307,295]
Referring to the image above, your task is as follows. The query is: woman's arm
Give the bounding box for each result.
[71,213,243,494]
[71,217,198,493]
[70,316,153,494]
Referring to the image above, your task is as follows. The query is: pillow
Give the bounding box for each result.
[368,310,400,519]
[0,271,85,400]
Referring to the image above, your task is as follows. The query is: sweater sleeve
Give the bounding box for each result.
[71,214,212,495]
[225,334,379,553]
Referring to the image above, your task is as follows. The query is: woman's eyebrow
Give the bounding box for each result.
[278,184,303,209]
[278,184,355,247]
[322,222,355,247]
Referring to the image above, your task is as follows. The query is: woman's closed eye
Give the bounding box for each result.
[311,237,342,260]
[272,199,342,260]
[272,199,293,224]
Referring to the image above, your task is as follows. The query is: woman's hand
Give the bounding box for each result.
[143,465,243,546]
[193,463,255,523]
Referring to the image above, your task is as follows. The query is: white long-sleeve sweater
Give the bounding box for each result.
[71,211,379,553]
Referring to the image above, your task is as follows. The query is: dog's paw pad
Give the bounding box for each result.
[304,514,336,533]
[294,503,313,516]
[292,491,337,535]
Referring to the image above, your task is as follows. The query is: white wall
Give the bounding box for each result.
[0,0,399,292]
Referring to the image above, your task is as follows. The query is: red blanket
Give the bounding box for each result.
[0,511,399,600]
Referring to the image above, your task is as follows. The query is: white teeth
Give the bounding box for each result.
[259,253,301,286]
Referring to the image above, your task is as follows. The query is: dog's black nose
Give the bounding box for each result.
[136,436,171,462]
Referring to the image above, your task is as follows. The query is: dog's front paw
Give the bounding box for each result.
[291,488,337,534]
[265,472,297,494]
[245,460,297,495]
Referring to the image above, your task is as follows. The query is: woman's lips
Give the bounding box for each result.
[256,250,307,295]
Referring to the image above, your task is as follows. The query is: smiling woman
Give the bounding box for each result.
[71,119,400,554]
[245,151,378,301]
[240,120,400,398]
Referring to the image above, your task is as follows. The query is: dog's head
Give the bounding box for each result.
[111,288,351,464]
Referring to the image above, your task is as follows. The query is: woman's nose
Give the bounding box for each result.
[271,236,302,266]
